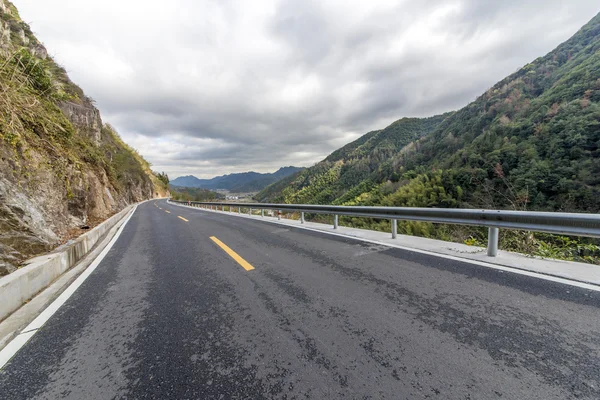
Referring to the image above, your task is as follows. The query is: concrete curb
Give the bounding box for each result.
[0,205,135,323]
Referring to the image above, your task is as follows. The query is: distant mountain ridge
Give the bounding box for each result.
[170,166,303,192]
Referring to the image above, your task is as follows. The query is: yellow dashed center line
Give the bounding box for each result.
[210,236,255,271]
[178,216,189,222]
[165,210,171,213]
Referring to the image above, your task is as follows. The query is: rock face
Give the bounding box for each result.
[0,125,158,275]
[59,101,103,145]
[0,179,55,275]
[0,0,167,274]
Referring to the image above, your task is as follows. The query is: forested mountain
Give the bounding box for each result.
[258,12,600,212]
[171,166,303,192]
[0,1,167,274]
[256,12,600,262]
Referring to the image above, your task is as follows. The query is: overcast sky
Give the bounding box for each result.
[14,0,600,178]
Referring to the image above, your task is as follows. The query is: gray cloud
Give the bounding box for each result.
[14,0,600,178]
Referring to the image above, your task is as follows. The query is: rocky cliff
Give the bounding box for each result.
[0,1,167,274]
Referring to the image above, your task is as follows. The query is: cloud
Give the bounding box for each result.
[13,0,600,178]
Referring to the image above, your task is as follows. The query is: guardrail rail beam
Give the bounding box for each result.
[168,199,600,257]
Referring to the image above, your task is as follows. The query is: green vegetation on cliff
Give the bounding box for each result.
[0,0,166,274]
[257,12,600,263]
[0,3,166,198]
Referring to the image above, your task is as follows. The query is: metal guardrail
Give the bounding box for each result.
[168,199,600,257]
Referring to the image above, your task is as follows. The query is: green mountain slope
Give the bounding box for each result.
[0,0,167,274]
[256,12,600,262]
[393,12,600,213]
[259,12,600,212]
[256,114,451,204]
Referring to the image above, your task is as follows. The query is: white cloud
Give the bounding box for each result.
[13,0,600,178]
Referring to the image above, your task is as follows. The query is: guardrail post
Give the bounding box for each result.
[301,212,305,224]
[487,227,499,257]
[391,219,397,239]
[334,215,339,229]
[249,208,252,216]
[261,209,264,217]
[238,207,241,214]
[278,210,281,220]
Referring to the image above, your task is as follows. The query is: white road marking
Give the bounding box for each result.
[0,205,138,370]
[281,224,600,292]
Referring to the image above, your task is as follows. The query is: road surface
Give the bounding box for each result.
[1,199,599,399]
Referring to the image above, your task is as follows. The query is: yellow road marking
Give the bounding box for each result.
[210,236,255,271]
[178,216,189,222]
[165,210,171,214]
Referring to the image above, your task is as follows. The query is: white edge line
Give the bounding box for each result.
[169,201,600,293]
[0,205,138,370]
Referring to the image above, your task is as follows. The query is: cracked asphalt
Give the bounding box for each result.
[1,199,599,399]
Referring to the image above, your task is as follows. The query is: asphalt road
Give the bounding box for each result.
[1,199,600,399]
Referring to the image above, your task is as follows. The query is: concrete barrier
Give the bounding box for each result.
[0,205,135,322]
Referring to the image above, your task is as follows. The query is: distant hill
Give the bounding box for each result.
[170,187,223,202]
[170,166,303,192]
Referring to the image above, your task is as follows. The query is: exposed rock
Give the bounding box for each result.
[0,20,11,49]
[17,27,27,45]
[0,261,16,276]
[58,101,103,145]
[32,43,47,59]
[0,177,57,268]
[0,139,158,274]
